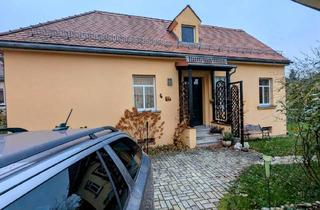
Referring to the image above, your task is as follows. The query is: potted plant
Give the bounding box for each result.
[222,132,234,147]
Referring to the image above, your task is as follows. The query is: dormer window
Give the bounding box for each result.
[181,25,195,43]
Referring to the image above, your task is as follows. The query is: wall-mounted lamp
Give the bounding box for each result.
[167,78,173,86]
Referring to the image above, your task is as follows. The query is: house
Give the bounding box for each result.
[0,6,289,147]
[0,54,5,111]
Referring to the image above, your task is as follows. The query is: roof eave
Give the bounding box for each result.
[0,40,290,65]
[0,40,187,58]
[228,56,291,65]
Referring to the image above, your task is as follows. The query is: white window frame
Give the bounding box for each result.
[132,75,156,112]
[259,78,272,106]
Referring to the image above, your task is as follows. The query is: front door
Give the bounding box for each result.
[184,77,203,126]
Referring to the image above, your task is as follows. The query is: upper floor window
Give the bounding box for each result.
[133,75,156,111]
[181,25,195,43]
[259,78,272,105]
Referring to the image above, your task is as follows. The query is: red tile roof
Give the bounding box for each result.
[0,10,289,64]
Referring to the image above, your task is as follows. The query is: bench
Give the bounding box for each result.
[244,124,271,139]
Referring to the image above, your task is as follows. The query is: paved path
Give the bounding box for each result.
[152,148,260,210]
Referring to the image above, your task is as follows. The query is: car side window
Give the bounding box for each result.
[98,149,129,208]
[110,137,142,179]
[5,150,128,210]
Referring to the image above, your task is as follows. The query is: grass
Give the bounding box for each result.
[218,164,320,210]
[249,136,303,156]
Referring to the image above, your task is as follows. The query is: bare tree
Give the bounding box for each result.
[284,45,320,186]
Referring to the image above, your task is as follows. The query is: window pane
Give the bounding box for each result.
[259,87,263,104]
[145,87,155,109]
[99,149,128,207]
[6,152,121,210]
[110,138,142,179]
[259,79,269,86]
[182,26,195,43]
[0,89,4,104]
[264,87,270,104]
[134,87,144,109]
[133,76,154,85]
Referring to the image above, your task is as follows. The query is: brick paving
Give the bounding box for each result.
[152,148,260,210]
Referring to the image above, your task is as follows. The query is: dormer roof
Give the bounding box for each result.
[168,5,201,31]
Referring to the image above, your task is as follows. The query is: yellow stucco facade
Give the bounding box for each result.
[2,49,286,146]
[3,50,180,145]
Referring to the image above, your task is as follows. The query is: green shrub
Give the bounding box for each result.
[223,132,234,143]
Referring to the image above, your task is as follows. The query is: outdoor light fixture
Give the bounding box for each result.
[263,155,272,208]
[167,78,173,86]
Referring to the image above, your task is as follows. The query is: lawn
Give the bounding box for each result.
[249,136,302,156]
[218,164,320,210]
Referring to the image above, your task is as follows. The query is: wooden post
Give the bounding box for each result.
[188,67,193,127]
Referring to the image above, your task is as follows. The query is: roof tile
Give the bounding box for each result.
[0,10,289,63]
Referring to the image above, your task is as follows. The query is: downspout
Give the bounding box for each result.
[229,67,237,76]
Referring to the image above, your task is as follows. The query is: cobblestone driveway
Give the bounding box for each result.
[152,148,260,210]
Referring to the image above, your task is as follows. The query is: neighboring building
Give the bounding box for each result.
[0,53,5,111]
[292,0,320,11]
[0,6,289,146]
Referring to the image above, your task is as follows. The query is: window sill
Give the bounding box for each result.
[137,109,161,113]
[257,105,276,110]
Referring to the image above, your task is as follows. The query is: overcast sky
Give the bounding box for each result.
[0,0,319,60]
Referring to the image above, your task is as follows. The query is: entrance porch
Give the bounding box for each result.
[176,56,244,146]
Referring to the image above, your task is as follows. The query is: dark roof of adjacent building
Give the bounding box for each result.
[0,10,289,64]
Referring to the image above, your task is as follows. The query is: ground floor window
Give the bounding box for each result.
[133,75,156,111]
[259,78,272,105]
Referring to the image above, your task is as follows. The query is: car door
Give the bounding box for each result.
[106,137,154,210]
[4,148,130,210]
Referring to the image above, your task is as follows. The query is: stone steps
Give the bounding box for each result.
[195,126,222,146]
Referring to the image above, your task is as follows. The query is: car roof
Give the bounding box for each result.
[0,126,118,169]
[0,129,84,157]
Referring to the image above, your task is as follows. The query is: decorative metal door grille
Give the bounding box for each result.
[215,80,227,122]
[230,81,244,145]
[231,85,240,137]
